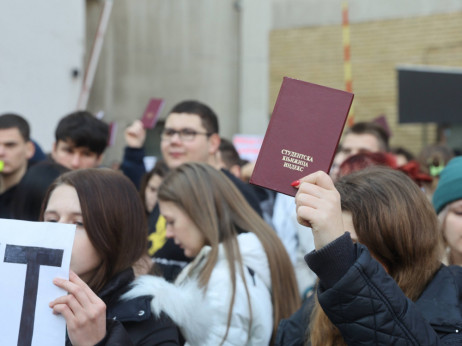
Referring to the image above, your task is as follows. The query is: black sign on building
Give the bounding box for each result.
[398,65,462,124]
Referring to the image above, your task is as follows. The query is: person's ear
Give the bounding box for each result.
[208,134,221,155]
[26,141,36,159]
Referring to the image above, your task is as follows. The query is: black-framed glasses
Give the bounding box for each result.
[161,128,212,142]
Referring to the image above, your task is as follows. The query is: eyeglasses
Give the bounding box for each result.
[161,128,212,142]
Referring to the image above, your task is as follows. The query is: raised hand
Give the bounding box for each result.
[125,120,146,148]
[293,171,345,250]
[50,270,106,346]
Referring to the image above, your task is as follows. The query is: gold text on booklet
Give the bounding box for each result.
[281,149,314,172]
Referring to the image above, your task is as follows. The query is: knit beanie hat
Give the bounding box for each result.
[432,156,462,214]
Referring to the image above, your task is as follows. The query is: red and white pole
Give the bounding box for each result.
[342,1,355,127]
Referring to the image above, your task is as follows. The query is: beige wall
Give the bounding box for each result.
[85,0,462,164]
[270,11,462,154]
[86,0,241,164]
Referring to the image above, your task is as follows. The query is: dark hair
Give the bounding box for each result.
[139,159,170,213]
[0,113,31,141]
[346,121,390,152]
[169,100,219,134]
[55,111,109,155]
[391,146,415,163]
[309,166,442,345]
[12,162,69,221]
[218,138,242,169]
[40,168,148,293]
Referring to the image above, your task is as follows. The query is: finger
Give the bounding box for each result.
[53,303,87,334]
[296,205,315,228]
[298,171,336,191]
[52,302,75,322]
[132,120,143,128]
[296,180,326,200]
[295,190,323,210]
[70,270,101,305]
[50,293,85,318]
[50,293,78,308]
[53,275,93,307]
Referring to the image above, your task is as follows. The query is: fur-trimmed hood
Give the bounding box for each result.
[122,274,213,345]
[123,232,273,345]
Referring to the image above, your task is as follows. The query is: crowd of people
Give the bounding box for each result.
[0,101,461,345]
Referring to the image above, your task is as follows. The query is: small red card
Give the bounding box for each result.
[141,98,165,129]
[250,77,353,196]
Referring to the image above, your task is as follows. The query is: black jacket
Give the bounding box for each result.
[276,233,462,345]
[66,268,180,345]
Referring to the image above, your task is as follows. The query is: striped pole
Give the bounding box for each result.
[342,1,354,127]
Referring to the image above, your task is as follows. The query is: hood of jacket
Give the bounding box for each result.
[122,231,273,345]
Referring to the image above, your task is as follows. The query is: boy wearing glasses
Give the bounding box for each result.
[121,100,262,280]
[160,100,220,169]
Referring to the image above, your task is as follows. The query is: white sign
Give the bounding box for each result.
[0,219,75,346]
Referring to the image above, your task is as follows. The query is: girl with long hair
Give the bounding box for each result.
[278,166,462,345]
[41,168,179,345]
[124,162,300,345]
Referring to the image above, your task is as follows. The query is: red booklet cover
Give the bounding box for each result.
[141,98,165,129]
[249,77,354,196]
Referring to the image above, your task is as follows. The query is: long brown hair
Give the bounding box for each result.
[309,167,443,346]
[40,168,148,293]
[158,163,300,343]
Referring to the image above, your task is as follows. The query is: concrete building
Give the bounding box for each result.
[2,0,462,163]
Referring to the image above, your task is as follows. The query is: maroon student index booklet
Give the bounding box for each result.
[249,77,354,196]
[141,98,165,129]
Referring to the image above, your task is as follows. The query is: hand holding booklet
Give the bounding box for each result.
[250,77,354,196]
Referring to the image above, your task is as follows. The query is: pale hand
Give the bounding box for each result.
[50,270,106,346]
[294,171,345,250]
[125,120,146,148]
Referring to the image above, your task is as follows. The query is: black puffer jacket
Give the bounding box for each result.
[66,268,180,346]
[276,233,462,345]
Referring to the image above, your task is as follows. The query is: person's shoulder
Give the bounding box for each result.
[435,264,462,287]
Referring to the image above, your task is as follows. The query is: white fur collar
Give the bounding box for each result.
[122,275,214,345]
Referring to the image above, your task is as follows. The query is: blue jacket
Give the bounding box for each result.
[276,233,462,345]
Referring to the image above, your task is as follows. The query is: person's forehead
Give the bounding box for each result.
[165,113,205,130]
[0,127,25,143]
[449,199,462,209]
[57,139,97,154]
[343,133,380,151]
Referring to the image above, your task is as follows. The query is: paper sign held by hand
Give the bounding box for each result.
[141,98,165,129]
[250,77,353,196]
[0,219,75,346]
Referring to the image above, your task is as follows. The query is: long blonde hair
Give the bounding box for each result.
[309,167,443,345]
[158,163,300,343]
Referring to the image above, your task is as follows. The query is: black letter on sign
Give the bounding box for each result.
[4,245,64,346]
